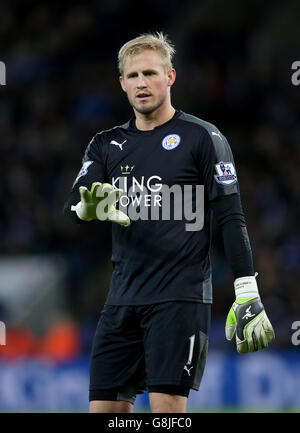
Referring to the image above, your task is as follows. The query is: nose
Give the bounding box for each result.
[137,73,147,88]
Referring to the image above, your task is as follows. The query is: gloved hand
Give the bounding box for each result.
[225,275,275,353]
[71,182,130,226]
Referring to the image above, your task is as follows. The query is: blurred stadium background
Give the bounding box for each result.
[0,0,299,412]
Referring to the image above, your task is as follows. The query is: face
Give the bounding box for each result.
[120,49,176,115]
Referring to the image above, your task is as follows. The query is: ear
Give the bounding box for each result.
[167,68,176,87]
[119,75,127,93]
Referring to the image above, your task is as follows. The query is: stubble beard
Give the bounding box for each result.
[130,93,167,115]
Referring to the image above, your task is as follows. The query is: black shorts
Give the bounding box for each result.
[89,301,210,404]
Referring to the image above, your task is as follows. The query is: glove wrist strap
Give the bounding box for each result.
[234,273,260,299]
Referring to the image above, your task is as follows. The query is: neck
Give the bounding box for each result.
[134,103,176,131]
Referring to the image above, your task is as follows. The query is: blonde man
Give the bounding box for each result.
[63,32,274,413]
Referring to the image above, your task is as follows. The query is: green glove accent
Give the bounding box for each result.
[74,182,130,227]
[225,297,275,354]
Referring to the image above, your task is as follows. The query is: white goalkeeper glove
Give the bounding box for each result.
[71,182,130,227]
[225,275,275,353]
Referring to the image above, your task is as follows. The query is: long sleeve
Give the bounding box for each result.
[210,193,255,278]
[63,134,107,224]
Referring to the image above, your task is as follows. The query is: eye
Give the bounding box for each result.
[127,73,138,78]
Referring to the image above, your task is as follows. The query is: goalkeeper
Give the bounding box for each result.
[63,32,274,413]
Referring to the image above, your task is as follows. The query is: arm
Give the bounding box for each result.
[210,193,254,279]
[196,126,274,353]
[211,193,275,354]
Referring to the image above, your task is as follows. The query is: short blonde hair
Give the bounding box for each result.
[118,32,175,76]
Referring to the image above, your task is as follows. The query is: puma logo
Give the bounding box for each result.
[110,139,127,151]
[242,305,255,320]
[212,131,222,140]
[184,365,193,376]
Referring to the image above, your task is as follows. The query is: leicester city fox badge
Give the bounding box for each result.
[162,134,181,150]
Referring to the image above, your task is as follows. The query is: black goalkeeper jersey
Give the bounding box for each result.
[70,110,240,305]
